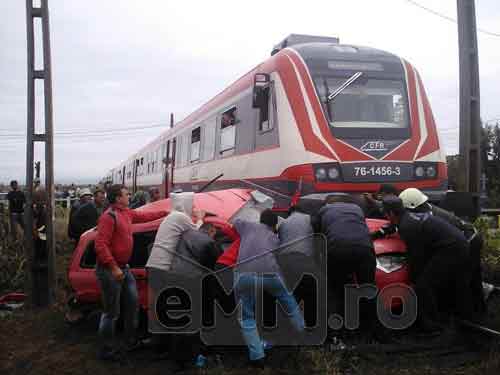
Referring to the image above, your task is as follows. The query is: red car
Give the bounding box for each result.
[66,188,409,320]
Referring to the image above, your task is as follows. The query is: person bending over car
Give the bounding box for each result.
[277,203,318,327]
[399,188,485,316]
[311,195,377,335]
[159,222,222,370]
[233,209,305,367]
[94,184,167,361]
[382,196,473,334]
[146,192,205,271]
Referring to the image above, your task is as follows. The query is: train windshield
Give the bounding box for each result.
[314,77,409,130]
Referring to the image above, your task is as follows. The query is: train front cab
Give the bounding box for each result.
[277,43,447,199]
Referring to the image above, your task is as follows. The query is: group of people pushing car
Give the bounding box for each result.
[92,183,484,369]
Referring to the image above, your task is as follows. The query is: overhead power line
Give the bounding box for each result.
[402,0,500,38]
[0,122,168,138]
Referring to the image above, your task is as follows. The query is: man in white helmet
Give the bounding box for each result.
[382,196,473,334]
[399,188,485,316]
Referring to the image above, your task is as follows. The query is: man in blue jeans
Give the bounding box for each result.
[94,184,166,360]
[233,209,304,367]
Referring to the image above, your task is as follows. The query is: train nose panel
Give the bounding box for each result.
[341,138,407,159]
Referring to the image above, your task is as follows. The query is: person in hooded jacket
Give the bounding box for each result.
[146,192,205,271]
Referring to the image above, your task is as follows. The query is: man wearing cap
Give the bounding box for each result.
[149,187,161,203]
[398,188,485,316]
[382,196,472,334]
[69,188,97,242]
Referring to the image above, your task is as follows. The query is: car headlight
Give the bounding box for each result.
[328,167,339,180]
[415,166,424,178]
[376,255,406,273]
[426,166,436,178]
[315,168,327,181]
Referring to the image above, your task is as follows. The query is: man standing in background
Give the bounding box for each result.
[7,180,25,242]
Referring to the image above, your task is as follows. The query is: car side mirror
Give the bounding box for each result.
[252,73,270,110]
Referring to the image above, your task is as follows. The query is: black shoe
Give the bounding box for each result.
[125,338,147,352]
[97,347,122,361]
[416,320,443,337]
[248,358,266,369]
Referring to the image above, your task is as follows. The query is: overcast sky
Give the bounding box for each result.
[1,0,499,184]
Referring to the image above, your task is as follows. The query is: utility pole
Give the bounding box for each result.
[457,0,481,202]
[25,0,56,306]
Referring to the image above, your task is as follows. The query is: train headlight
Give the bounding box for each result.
[315,168,327,181]
[426,166,436,178]
[328,167,340,180]
[415,166,425,178]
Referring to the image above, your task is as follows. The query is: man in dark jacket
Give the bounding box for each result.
[382,196,472,333]
[71,188,99,241]
[312,195,376,330]
[7,180,25,241]
[399,188,485,315]
[161,225,223,369]
[363,184,399,219]
[68,188,93,241]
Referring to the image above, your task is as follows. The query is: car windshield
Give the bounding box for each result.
[229,190,274,223]
[314,76,408,129]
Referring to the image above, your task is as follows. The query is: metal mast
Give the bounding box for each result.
[25,0,56,306]
[457,0,481,196]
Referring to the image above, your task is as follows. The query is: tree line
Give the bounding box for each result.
[447,122,500,206]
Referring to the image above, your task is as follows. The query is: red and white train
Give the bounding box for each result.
[104,34,447,205]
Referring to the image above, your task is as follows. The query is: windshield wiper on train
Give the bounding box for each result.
[326,71,363,103]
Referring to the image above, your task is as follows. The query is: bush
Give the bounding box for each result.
[475,216,500,270]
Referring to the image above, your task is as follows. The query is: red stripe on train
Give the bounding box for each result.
[284,49,373,162]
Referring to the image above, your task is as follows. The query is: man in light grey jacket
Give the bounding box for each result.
[146,192,205,271]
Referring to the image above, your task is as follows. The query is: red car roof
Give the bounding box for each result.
[135,188,253,221]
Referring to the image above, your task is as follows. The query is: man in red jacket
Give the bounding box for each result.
[94,184,166,360]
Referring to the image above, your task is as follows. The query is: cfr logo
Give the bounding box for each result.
[360,141,388,152]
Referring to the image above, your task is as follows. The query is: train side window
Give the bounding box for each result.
[258,84,275,132]
[220,107,238,155]
[202,117,216,161]
[190,127,201,163]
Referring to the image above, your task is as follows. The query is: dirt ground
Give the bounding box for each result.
[1,301,500,375]
[2,274,500,375]
[1,217,500,374]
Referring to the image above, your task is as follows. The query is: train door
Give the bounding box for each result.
[133,159,139,194]
[254,76,279,149]
[170,138,176,192]
[162,140,171,198]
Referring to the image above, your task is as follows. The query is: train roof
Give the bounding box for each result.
[291,42,402,63]
[107,37,408,173]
